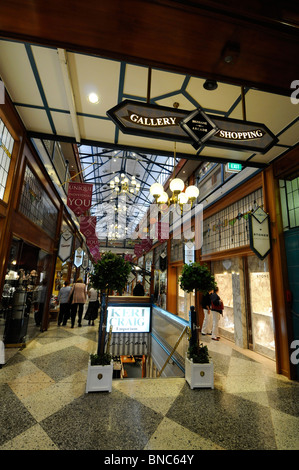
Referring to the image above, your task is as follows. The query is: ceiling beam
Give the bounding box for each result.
[57,48,81,143]
[28,131,269,169]
[1,1,298,95]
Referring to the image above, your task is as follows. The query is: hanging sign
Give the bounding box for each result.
[184,242,195,264]
[58,229,73,262]
[134,243,143,258]
[107,99,191,143]
[155,221,169,242]
[74,247,84,267]
[159,253,167,271]
[181,110,278,153]
[67,182,93,216]
[80,216,96,238]
[107,100,277,154]
[180,108,218,147]
[86,235,99,262]
[82,254,89,269]
[249,207,271,260]
[225,162,243,173]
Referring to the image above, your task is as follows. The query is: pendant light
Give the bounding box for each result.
[149,142,199,210]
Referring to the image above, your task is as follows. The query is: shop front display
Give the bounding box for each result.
[202,185,276,360]
[209,253,275,359]
[247,256,275,359]
[0,238,53,345]
[153,242,167,309]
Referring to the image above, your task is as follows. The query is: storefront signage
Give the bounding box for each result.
[181,111,278,153]
[58,229,73,262]
[225,162,243,173]
[180,109,218,147]
[249,207,271,260]
[107,100,277,155]
[107,100,191,143]
[184,242,195,264]
[74,247,84,267]
[82,254,89,269]
[67,182,93,217]
[107,306,151,333]
[80,216,96,238]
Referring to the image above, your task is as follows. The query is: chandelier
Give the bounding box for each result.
[110,173,140,195]
[149,145,199,210]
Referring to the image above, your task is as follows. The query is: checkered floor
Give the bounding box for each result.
[1,321,298,451]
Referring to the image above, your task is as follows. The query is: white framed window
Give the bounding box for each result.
[0,118,14,200]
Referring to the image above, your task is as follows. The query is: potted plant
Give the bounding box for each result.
[185,342,214,389]
[179,262,216,389]
[85,252,131,393]
[85,352,114,393]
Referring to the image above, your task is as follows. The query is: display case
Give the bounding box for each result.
[248,257,275,359]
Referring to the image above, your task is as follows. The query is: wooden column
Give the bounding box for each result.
[166,238,177,314]
[262,166,295,379]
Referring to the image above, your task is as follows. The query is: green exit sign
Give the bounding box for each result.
[226,162,243,173]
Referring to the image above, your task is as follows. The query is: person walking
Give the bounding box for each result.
[35,279,47,327]
[84,286,99,326]
[133,280,145,296]
[201,289,213,335]
[210,287,224,341]
[69,278,87,328]
[57,281,72,326]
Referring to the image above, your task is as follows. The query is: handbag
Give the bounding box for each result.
[211,300,224,312]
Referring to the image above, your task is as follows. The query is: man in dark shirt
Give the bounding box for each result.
[133,280,145,296]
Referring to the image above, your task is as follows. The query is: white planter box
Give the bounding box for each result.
[185,356,214,389]
[86,361,113,393]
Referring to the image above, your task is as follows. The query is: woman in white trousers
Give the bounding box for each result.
[210,287,223,341]
[201,290,213,335]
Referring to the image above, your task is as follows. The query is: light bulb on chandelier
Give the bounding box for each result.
[110,173,140,195]
[149,145,199,209]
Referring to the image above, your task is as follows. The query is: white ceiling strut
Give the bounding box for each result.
[57,48,81,143]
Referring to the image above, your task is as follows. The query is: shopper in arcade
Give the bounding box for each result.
[35,278,48,327]
[133,280,145,296]
[210,287,224,341]
[57,281,72,326]
[201,289,213,336]
[84,286,99,326]
[69,277,87,328]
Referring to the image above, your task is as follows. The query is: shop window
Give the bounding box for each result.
[195,162,216,184]
[19,164,58,238]
[211,259,239,339]
[202,188,263,255]
[1,238,52,345]
[279,177,299,230]
[247,256,275,359]
[197,165,221,203]
[170,238,183,263]
[153,242,167,308]
[0,118,14,200]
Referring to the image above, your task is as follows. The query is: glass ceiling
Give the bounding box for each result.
[78,145,177,243]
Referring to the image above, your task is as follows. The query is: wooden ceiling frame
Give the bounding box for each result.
[0,1,298,96]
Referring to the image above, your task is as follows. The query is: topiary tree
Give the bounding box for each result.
[179,262,217,354]
[179,262,216,294]
[89,251,131,356]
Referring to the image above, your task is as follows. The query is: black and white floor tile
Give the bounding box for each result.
[0,322,298,451]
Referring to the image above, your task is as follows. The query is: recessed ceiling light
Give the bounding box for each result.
[88,92,99,104]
